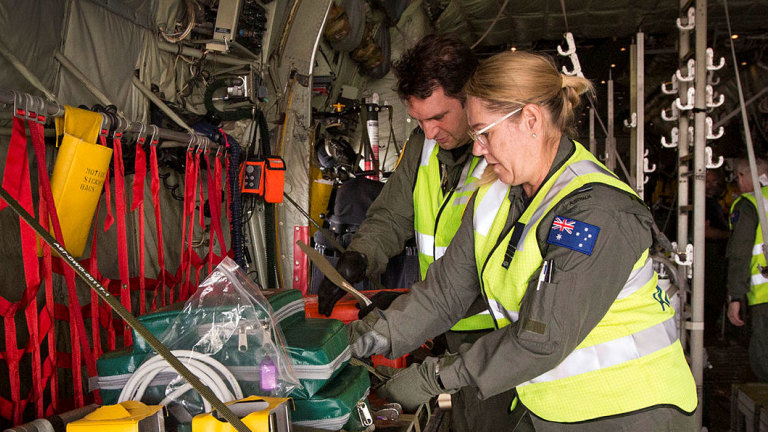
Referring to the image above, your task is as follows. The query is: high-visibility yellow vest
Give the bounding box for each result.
[730,188,768,306]
[472,141,697,422]
[413,137,492,331]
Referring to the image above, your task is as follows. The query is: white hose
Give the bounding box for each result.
[118,350,243,412]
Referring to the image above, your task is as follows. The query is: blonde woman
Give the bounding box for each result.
[348,51,697,430]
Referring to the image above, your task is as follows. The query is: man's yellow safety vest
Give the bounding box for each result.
[730,187,768,306]
[472,141,697,422]
[413,137,492,331]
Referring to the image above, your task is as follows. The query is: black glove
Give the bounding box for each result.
[318,251,368,316]
[357,290,405,319]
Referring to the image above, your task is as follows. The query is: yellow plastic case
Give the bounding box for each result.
[192,396,293,432]
[66,401,163,432]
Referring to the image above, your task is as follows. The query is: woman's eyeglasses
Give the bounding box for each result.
[467,107,522,147]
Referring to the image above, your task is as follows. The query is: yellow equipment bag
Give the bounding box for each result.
[66,401,163,432]
[192,396,293,432]
[45,106,112,258]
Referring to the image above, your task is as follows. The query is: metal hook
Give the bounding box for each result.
[706,85,725,108]
[674,87,695,111]
[135,122,147,145]
[557,32,577,56]
[675,58,696,83]
[676,7,695,31]
[149,125,159,146]
[661,75,679,95]
[561,53,584,77]
[672,242,694,266]
[706,117,724,140]
[624,113,637,128]
[186,134,196,152]
[661,103,680,122]
[643,157,656,173]
[706,47,726,71]
[705,146,724,168]
[661,127,679,148]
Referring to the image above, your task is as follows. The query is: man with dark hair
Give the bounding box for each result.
[318,34,523,431]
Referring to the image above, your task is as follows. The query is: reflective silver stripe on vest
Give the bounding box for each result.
[753,243,764,256]
[486,298,519,323]
[435,246,447,260]
[617,258,654,299]
[453,158,488,204]
[420,139,437,166]
[475,180,509,236]
[416,231,435,257]
[752,272,768,286]
[517,160,615,252]
[520,316,677,386]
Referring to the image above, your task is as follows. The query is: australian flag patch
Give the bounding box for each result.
[547,216,600,255]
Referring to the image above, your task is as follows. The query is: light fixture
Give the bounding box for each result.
[611,64,616,68]
[600,80,606,84]
[620,47,626,52]
[731,34,739,39]
[510,47,517,51]
[741,61,748,66]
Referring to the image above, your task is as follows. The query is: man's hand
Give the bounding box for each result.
[318,251,368,316]
[375,356,458,412]
[728,300,746,326]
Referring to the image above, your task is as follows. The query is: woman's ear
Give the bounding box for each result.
[521,104,543,135]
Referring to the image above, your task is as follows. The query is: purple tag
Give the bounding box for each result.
[260,358,278,392]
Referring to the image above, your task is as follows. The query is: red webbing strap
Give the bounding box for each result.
[132,137,147,314]
[205,151,216,273]
[38,195,58,414]
[28,117,98,406]
[1,116,33,424]
[149,143,167,309]
[184,148,202,297]
[211,151,227,261]
[111,132,132,345]
[88,204,104,360]
[99,133,114,231]
[176,148,195,301]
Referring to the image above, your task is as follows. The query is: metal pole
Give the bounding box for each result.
[606,78,616,172]
[636,32,646,198]
[589,107,596,155]
[0,88,217,148]
[157,41,257,67]
[676,0,692,351]
[691,1,708,428]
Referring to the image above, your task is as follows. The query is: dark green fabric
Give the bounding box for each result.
[292,365,370,426]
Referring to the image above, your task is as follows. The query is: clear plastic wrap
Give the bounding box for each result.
[142,258,301,416]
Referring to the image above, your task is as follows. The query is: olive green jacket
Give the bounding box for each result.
[727,197,758,299]
[347,128,474,276]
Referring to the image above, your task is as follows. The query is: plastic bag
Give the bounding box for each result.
[148,258,301,417]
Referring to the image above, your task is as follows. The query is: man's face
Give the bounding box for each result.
[405,86,469,150]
